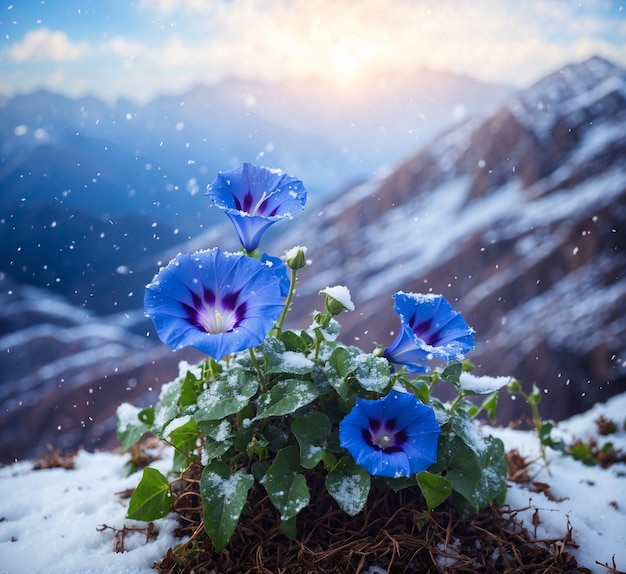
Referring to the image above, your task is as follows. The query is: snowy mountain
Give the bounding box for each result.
[0,70,510,315]
[0,272,204,462]
[275,55,626,423]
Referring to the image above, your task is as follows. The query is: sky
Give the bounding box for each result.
[0,0,624,104]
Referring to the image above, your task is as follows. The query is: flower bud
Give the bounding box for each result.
[285,245,308,270]
[507,379,522,393]
[320,285,354,316]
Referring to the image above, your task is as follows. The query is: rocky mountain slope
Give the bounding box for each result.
[277,55,626,423]
[0,272,203,462]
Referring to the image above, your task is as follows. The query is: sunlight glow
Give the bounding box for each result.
[328,36,383,84]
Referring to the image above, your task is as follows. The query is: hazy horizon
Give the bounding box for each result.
[1,0,624,105]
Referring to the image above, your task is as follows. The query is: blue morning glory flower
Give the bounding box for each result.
[383,293,475,373]
[339,390,440,478]
[206,162,306,252]
[144,248,285,360]
[260,253,290,297]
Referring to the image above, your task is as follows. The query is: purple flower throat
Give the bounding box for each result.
[362,418,408,454]
[184,287,247,334]
[234,189,281,217]
[409,314,442,346]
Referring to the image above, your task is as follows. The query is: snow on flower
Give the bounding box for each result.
[339,390,440,478]
[260,252,290,296]
[383,292,475,373]
[144,247,285,360]
[320,285,355,311]
[206,162,306,252]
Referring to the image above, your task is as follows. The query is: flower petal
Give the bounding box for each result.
[206,163,306,252]
[383,293,475,372]
[144,247,285,360]
[339,390,440,478]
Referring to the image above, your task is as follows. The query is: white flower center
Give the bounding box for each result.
[198,307,237,334]
[377,434,393,449]
[251,189,280,215]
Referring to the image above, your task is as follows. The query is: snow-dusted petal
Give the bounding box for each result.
[144,248,285,360]
[261,252,290,297]
[383,292,475,372]
[206,162,306,252]
[339,390,440,478]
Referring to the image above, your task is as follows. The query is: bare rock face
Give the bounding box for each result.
[0,274,203,463]
[280,56,626,423]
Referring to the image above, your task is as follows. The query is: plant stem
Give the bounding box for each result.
[248,347,266,390]
[275,267,298,333]
[448,392,465,414]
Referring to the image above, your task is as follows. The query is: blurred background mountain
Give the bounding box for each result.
[1,56,624,463]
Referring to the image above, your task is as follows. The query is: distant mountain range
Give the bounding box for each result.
[0,68,511,316]
[1,57,624,462]
[278,55,626,423]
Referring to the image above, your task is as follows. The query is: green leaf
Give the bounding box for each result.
[264,424,288,452]
[353,353,392,392]
[479,392,499,420]
[328,346,357,378]
[325,457,370,516]
[312,317,341,341]
[179,369,201,408]
[280,516,297,540]
[139,406,155,425]
[127,467,172,521]
[529,383,542,405]
[251,461,270,482]
[256,337,285,369]
[260,446,310,521]
[383,475,418,492]
[263,338,315,376]
[162,415,199,472]
[569,442,597,465]
[195,368,258,422]
[538,421,566,453]
[255,379,319,419]
[200,461,255,551]
[441,361,463,385]
[450,410,489,457]
[203,437,232,462]
[116,403,151,451]
[152,380,182,433]
[417,471,452,511]
[436,432,507,515]
[436,433,481,511]
[271,351,315,375]
[197,418,232,441]
[280,330,310,353]
[400,377,431,404]
[477,435,508,503]
[292,412,331,469]
[322,362,350,400]
[198,420,233,463]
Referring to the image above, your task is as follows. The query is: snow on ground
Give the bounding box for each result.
[0,393,625,574]
[0,450,180,574]
[491,392,626,573]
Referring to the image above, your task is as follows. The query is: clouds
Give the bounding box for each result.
[1,0,624,102]
[8,29,144,63]
[9,29,87,63]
